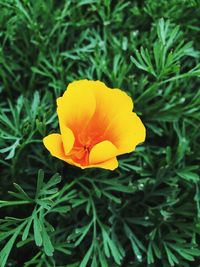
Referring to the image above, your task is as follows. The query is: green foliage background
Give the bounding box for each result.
[0,0,200,266]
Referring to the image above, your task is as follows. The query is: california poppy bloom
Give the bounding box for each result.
[43,80,145,170]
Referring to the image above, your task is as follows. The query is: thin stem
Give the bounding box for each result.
[0,200,31,208]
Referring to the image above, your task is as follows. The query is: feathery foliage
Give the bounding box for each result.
[0,0,200,266]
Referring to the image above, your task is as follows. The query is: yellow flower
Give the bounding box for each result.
[43,80,145,170]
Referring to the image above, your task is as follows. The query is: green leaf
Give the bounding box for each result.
[42,224,54,256]
[45,173,61,188]
[31,91,40,119]
[79,245,93,267]
[35,169,44,198]
[13,183,32,201]
[74,222,92,246]
[99,250,108,267]
[164,243,179,266]
[101,226,122,265]
[0,138,20,160]
[102,191,121,204]
[33,212,42,246]
[177,170,199,182]
[147,242,154,264]
[22,217,33,241]
[0,223,24,267]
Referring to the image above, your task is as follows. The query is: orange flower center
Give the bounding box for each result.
[68,133,95,166]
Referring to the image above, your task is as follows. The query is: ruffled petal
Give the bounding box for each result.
[93,83,133,115]
[43,134,83,167]
[86,81,134,144]
[58,156,118,170]
[59,123,75,154]
[88,157,118,170]
[89,140,118,164]
[43,134,66,160]
[104,112,146,154]
[57,80,96,135]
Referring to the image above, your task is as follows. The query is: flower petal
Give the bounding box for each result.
[57,80,96,135]
[59,123,75,154]
[89,140,118,164]
[86,81,134,144]
[43,80,145,170]
[62,156,118,170]
[93,84,133,115]
[105,112,146,155]
[88,157,118,170]
[43,134,66,160]
[43,134,80,166]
